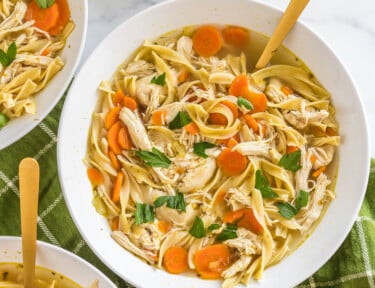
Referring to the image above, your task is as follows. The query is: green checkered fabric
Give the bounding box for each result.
[0,94,374,288]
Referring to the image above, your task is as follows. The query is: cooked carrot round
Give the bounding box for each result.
[222,26,249,48]
[193,244,231,279]
[245,90,268,113]
[229,74,249,97]
[216,148,249,176]
[237,208,264,235]
[192,25,223,57]
[87,167,104,186]
[163,246,189,274]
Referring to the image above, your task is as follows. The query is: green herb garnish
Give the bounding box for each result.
[189,216,206,238]
[237,97,253,110]
[255,170,278,198]
[216,224,237,241]
[135,203,154,225]
[154,192,186,212]
[295,190,309,211]
[35,0,55,9]
[207,223,221,231]
[0,42,16,68]
[135,147,171,168]
[277,190,309,219]
[193,142,215,158]
[0,112,10,129]
[168,111,192,130]
[279,150,302,172]
[151,72,166,86]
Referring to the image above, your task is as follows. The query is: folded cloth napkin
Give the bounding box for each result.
[0,95,374,288]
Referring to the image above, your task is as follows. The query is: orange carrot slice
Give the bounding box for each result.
[163,247,189,274]
[105,106,121,130]
[223,209,245,224]
[113,89,126,106]
[281,85,293,95]
[286,146,299,154]
[229,74,248,97]
[48,0,71,36]
[108,149,121,170]
[243,114,259,133]
[111,171,124,204]
[216,148,248,176]
[222,26,249,48]
[107,121,122,155]
[111,217,119,231]
[184,122,199,135]
[151,109,167,126]
[193,244,231,279]
[87,167,104,186]
[312,166,326,178]
[237,208,264,235]
[118,126,132,150]
[123,96,138,111]
[192,25,223,57]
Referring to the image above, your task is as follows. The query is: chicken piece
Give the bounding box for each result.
[226,188,251,211]
[177,156,217,193]
[129,223,162,252]
[295,146,313,192]
[265,78,293,103]
[310,145,335,170]
[224,227,262,256]
[221,256,252,279]
[123,60,155,78]
[155,203,198,228]
[14,54,54,67]
[0,1,27,31]
[176,36,193,60]
[232,140,270,158]
[135,74,165,108]
[119,107,152,150]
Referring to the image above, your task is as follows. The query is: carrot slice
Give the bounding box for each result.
[107,121,122,155]
[158,221,172,234]
[286,146,299,154]
[151,109,167,126]
[111,171,124,204]
[193,244,231,279]
[184,122,199,135]
[281,85,293,95]
[87,167,104,186]
[312,166,326,178]
[208,113,228,125]
[243,114,259,134]
[41,48,50,56]
[123,96,138,111]
[192,25,223,57]
[163,247,189,274]
[216,148,248,176]
[226,138,238,149]
[237,208,264,235]
[217,133,241,147]
[245,89,268,113]
[105,106,121,130]
[310,154,317,164]
[111,217,119,231]
[113,89,126,106]
[108,149,121,170]
[229,74,248,97]
[222,26,249,48]
[48,0,71,36]
[178,69,190,83]
[223,209,244,224]
[222,100,239,119]
[118,126,132,150]
[25,0,59,32]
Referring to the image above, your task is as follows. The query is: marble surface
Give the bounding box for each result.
[85,0,375,157]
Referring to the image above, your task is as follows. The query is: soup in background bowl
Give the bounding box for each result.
[0,237,116,288]
[57,0,370,287]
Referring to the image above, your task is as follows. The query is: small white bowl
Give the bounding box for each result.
[58,0,370,287]
[0,0,88,150]
[0,236,116,287]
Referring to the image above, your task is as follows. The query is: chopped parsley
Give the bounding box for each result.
[193,142,215,158]
[135,203,154,225]
[135,147,171,168]
[189,216,206,238]
[154,192,186,212]
[0,42,16,68]
[36,0,55,9]
[279,150,302,172]
[168,111,192,129]
[151,72,166,86]
[255,170,278,198]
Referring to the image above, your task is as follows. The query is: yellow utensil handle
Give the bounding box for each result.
[256,0,310,69]
[19,158,40,288]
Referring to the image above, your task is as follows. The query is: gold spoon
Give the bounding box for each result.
[19,158,40,288]
[256,0,310,69]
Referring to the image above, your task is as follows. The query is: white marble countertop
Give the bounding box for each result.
[85,0,375,157]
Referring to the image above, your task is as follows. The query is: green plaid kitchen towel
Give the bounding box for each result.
[0,94,374,288]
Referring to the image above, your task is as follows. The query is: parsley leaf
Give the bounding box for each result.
[193,142,215,158]
[237,97,253,110]
[154,192,186,212]
[0,112,10,129]
[279,150,302,172]
[0,42,17,68]
[168,111,192,129]
[277,202,297,220]
[135,203,154,225]
[295,190,309,211]
[36,0,55,9]
[207,223,221,231]
[135,147,171,168]
[151,72,166,86]
[255,170,278,198]
[216,224,237,241]
[189,216,206,238]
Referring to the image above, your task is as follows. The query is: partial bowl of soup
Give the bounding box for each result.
[0,0,87,150]
[0,236,116,287]
[57,0,370,287]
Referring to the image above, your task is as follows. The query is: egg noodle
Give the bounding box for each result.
[86,25,340,287]
[0,0,74,123]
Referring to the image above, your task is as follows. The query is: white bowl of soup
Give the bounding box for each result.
[0,0,87,150]
[57,0,370,287]
[0,236,116,287]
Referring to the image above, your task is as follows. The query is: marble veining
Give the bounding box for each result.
[84,0,375,156]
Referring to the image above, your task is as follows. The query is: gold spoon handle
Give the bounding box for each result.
[19,158,40,288]
[255,0,310,69]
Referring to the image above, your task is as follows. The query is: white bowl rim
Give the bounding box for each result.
[57,0,371,287]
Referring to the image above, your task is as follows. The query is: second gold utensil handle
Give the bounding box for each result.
[256,0,310,68]
[19,158,40,288]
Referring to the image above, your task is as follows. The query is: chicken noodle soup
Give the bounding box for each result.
[86,24,340,287]
[0,0,74,128]
[0,262,98,287]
